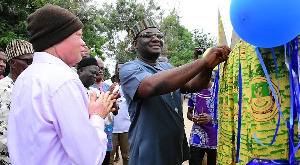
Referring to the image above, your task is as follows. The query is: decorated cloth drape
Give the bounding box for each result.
[217,39,300,164]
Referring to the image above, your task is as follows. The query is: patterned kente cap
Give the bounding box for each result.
[130,18,160,40]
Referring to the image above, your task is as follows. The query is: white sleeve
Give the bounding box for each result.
[90,115,107,140]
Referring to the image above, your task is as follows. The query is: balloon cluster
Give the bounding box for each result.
[230,0,300,48]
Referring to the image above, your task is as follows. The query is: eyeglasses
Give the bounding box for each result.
[137,32,164,39]
[99,67,105,71]
[14,58,33,65]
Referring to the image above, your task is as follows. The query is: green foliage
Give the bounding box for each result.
[160,13,195,66]
[73,2,109,59]
[0,0,108,59]
[1,0,217,69]
[0,0,33,49]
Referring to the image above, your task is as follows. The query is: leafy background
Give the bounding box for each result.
[0,0,216,79]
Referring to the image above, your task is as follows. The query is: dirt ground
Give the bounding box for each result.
[113,99,206,165]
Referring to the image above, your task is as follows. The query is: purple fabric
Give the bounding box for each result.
[189,88,217,148]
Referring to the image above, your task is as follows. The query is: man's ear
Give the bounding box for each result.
[9,60,15,69]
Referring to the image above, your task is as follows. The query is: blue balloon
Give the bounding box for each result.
[230,0,300,48]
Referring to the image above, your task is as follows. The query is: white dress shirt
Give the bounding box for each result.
[8,52,107,165]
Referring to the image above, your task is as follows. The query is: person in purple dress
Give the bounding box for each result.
[187,72,217,165]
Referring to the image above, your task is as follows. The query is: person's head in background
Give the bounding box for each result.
[95,58,105,82]
[77,57,100,88]
[27,4,85,67]
[5,39,34,82]
[115,62,124,83]
[157,56,168,63]
[0,48,6,77]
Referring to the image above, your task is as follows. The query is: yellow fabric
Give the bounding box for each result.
[217,40,300,164]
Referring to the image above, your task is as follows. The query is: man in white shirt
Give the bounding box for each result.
[7,4,115,165]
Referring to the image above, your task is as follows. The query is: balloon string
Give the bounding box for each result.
[214,65,220,142]
[270,48,281,116]
[236,45,242,163]
[213,64,220,121]
[208,63,220,141]
[283,41,298,165]
[208,65,219,121]
[206,64,220,151]
[253,47,287,147]
[295,37,300,141]
[290,37,300,164]
[288,40,295,164]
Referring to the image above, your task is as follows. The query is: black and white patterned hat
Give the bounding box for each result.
[5,39,34,61]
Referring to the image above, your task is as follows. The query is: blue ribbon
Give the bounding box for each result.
[250,37,299,164]
[236,48,243,163]
[214,65,220,129]
[288,42,295,164]
[242,37,300,164]
[289,37,300,164]
[209,64,220,139]
[292,38,300,140]
[253,47,287,147]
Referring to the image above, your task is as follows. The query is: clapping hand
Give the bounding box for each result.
[88,91,116,119]
[108,82,121,100]
[107,82,120,115]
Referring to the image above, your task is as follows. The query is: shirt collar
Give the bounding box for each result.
[33,52,71,70]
